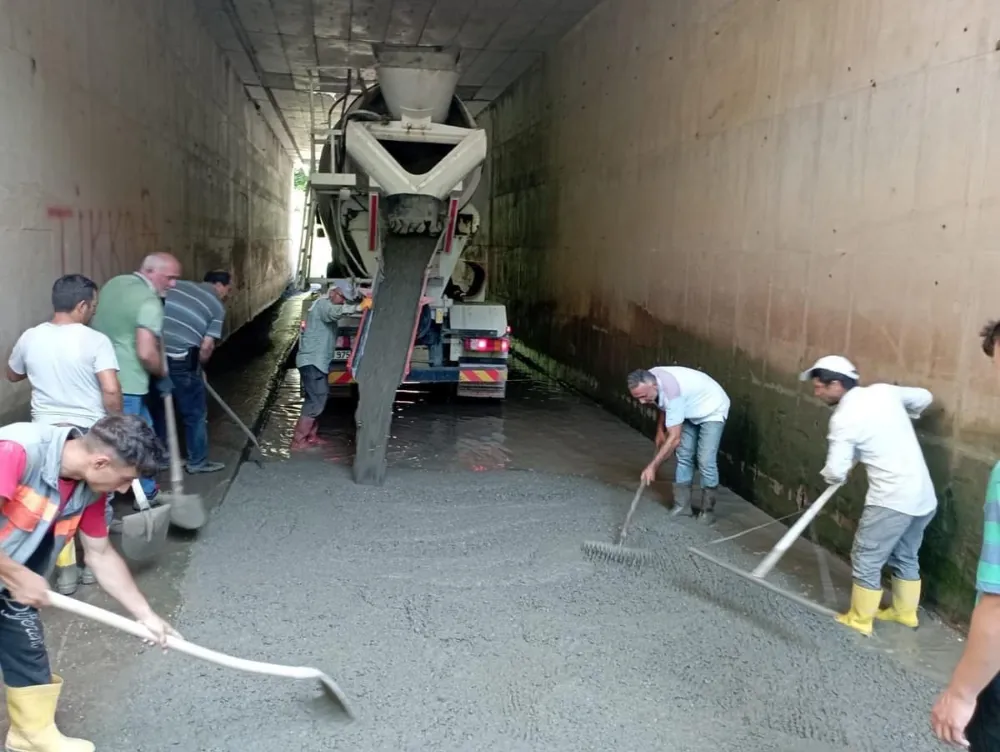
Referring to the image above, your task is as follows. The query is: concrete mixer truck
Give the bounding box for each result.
[303,44,510,403]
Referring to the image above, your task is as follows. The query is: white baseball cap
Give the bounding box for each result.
[799,355,860,382]
[329,279,355,298]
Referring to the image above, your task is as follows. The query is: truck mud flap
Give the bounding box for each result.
[456,368,507,399]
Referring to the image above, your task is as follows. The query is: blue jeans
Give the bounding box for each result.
[123,394,158,501]
[149,357,209,468]
[851,504,935,590]
[674,420,725,488]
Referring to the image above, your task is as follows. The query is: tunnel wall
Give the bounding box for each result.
[0,0,293,421]
[474,0,1000,620]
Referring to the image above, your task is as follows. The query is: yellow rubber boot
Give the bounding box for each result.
[5,675,95,752]
[875,578,921,628]
[834,584,883,637]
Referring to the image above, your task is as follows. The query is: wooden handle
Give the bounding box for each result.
[47,592,323,681]
[161,348,185,489]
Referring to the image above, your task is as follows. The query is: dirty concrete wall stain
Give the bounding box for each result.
[0,0,293,419]
[473,0,1000,621]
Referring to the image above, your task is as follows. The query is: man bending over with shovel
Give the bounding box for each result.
[801,355,938,638]
[0,413,176,752]
[627,366,730,524]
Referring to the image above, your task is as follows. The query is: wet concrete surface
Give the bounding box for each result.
[0,295,306,740]
[28,340,970,750]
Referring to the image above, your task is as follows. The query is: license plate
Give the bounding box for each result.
[332,349,350,361]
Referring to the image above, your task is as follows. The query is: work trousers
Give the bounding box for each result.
[674,420,725,488]
[149,356,210,468]
[299,365,330,419]
[0,591,51,688]
[851,504,935,590]
[968,672,1000,750]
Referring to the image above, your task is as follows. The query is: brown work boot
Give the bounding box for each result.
[670,483,693,517]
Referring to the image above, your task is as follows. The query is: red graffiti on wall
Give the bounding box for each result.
[46,190,162,283]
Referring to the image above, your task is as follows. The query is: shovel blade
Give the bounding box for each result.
[317,673,354,722]
[120,505,172,562]
[165,492,207,531]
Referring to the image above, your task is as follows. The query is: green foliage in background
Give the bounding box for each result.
[294,168,308,191]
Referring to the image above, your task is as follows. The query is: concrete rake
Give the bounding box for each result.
[581,480,662,567]
[687,483,843,618]
[47,591,354,721]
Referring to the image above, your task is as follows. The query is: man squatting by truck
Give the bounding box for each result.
[801,355,938,638]
[627,366,730,524]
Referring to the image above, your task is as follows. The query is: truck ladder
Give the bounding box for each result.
[295,186,316,289]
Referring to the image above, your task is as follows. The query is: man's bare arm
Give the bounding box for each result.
[79,532,156,621]
[5,367,25,383]
[199,336,216,364]
[946,594,1000,700]
[96,369,123,414]
[135,328,165,377]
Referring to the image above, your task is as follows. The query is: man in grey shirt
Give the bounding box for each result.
[149,270,231,474]
[293,281,370,449]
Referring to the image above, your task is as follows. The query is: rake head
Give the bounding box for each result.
[580,540,664,569]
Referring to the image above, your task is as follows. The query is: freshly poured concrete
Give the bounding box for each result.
[353,232,439,485]
[70,367,958,751]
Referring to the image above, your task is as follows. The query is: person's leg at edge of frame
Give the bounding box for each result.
[671,422,699,518]
[875,509,935,629]
[694,420,725,526]
[837,505,912,636]
[0,590,95,751]
[175,365,223,474]
[122,394,159,503]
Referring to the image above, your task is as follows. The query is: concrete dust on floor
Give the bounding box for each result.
[47,360,962,751]
[95,463,944,751]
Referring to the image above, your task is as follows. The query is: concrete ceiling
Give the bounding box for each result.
[194,0,602,166]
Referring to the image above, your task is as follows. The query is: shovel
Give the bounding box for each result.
[46,591,354,721]
[160,351,207,531]
[119,479,172,563]
[202,373,265,467]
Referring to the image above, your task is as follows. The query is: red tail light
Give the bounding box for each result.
[465,337,509,353]
[336,335,351,348]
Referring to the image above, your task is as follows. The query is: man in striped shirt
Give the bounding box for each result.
[931,320,1000,749]
[150,270,231,474]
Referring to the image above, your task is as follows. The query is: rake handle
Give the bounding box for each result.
[47,592,323,681]
[750,484,841,579]
[617,481,647,544]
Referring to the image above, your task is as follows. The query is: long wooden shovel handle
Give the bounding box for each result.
[47,592,326,681]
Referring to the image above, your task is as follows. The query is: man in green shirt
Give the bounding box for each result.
[292,281,370,449]
[91,253,181,502]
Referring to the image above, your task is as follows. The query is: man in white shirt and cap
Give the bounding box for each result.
[627,366,731,524]
[801,355,938,637]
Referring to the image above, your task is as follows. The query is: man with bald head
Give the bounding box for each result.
[91,253,180,505]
